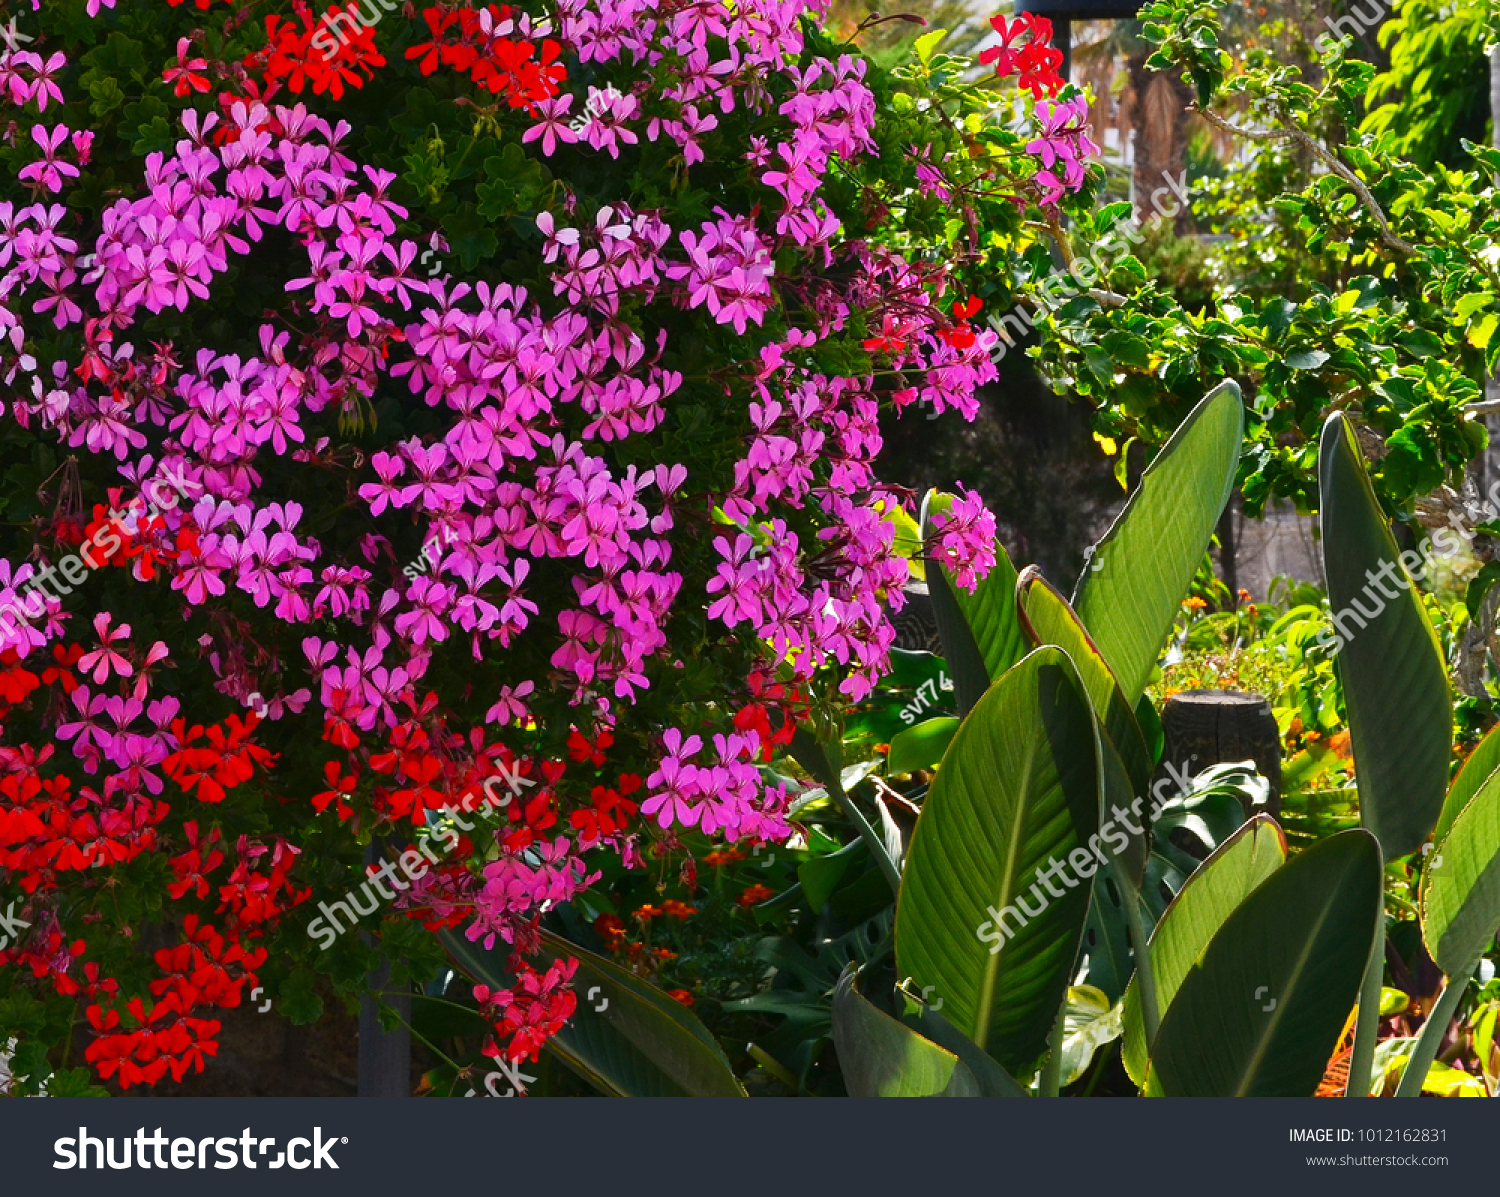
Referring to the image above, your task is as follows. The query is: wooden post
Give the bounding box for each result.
[1156,690,1281,819]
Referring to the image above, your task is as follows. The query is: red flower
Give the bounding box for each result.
[979,14,1064,99]
[163,37,212,99]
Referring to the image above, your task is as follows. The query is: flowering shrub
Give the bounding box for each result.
[0,0,1102,1090]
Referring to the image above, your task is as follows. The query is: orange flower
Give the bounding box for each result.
[737,884,775,907]
[632,903,663,922]
[1183,596,1208,611]
[661,899,695,920]
[1325,729,1353,760]
[594,912,627,952]
[667,989,694,1006]
[703,847,747,867]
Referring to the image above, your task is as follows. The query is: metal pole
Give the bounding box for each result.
[357,837,411,1096]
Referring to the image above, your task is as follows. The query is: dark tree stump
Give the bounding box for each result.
[1156,689,1281,820]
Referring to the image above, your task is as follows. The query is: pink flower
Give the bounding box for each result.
[78,612,134,684]
[18,124,80,193]
[929,486,998,593]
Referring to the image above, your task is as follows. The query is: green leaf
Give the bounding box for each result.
[441,928,746,1097]
[1435,721,1500,848]
[1072,381,1244,705]
[914,28,948,64]
[895,647,1101,1077]
[1146,830,1383,1096]
[888,716,960,775]
[443,205,501,270]
[920,490,1027,716]
[832,967,978,1096]
[1468,561,1500,623]
[902,1003,1030,1096]
[1121,814,1286,1085]
[1318,412,1450,859]
[1017,566,1151,796]
[1421,764,1500,977]
[1059,984,1123,1086]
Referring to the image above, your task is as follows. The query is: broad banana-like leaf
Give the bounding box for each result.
[904,1003,1030,1096]
[832,967,979,1096]
[1420,764,1500,978]
[895,647,1100,1077]
[1434,721,1500,848]
[920,490,1026,717]
[1120,814,1286,1085]
[1318,412,1449,860]
[1072,381,1243,705]
[441,928,746,1097]
[1017,565,1152,798]
[1145,830,1382,1096]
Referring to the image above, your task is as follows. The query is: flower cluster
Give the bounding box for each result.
[1027,97,1100,208]
[0,0,1065,1088]
[979,13,1065,100]
[473,956,578,1065]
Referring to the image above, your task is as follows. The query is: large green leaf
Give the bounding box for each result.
[904,1003,1030,1096]
[895,646,1101,1077]
[1120,814,1286,1085]
[1072,381,1243,705]
[1146,830,1382,1096]
[441,928,746,1097]
[920,490,1026,717]
[1017,565,1151,797]
[832,968,978,1096]
[1420,764,1500,977]
[1318,412,1450,859]
[1434,720,1500,848]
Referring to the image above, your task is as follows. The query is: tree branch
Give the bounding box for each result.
[1194,106,1415,257]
